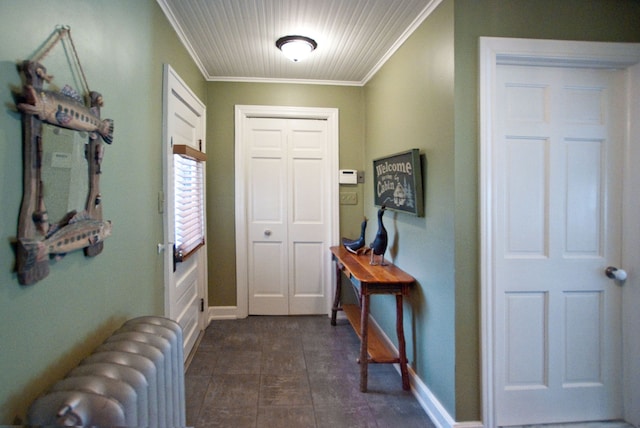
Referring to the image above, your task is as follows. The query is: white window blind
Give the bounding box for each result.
[173,145,206,261]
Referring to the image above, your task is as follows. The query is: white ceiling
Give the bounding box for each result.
[157,0,439,86]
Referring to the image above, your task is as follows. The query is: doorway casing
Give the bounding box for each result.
[479,37,640,428]
[234,105,340,319]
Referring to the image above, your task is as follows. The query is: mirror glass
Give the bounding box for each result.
[40,123,89,223]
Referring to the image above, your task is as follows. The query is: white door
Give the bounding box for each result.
[492,63,625,425]
[245,117,330,315]
[162,65,207,360]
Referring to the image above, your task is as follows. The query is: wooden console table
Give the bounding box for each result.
[330,245,414,392]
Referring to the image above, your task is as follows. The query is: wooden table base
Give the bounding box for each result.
[330,246,414,392]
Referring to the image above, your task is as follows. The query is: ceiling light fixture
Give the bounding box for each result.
[275,35,317,62]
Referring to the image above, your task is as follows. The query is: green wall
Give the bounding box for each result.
[452,0,640,420]
[364,0,459,417]
[205,82,365,306]
[364,0,640,422]
[0,0,205,422]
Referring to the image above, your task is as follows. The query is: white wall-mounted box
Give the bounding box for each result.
[339,169,358,184]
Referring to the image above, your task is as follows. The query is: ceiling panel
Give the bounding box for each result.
[157,0,438,85]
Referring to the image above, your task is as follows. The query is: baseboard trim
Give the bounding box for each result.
[208,305,240,320]
[368,316,483,428]
[208,306,348,321]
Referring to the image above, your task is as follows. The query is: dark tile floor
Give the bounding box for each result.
[185,315,435,428]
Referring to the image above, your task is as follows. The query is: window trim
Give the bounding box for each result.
[173,144,206,262]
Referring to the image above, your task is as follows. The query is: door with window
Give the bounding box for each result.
[162,65,207,360]
[492,63,625,425]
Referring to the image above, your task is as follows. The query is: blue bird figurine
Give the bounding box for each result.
[342,218,368,254]
[370,205,388,265]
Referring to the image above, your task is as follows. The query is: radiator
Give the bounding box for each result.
[27,316,186,427]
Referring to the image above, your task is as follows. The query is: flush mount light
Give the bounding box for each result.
[275,35,317,62]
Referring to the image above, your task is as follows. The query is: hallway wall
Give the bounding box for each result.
[204,82,365,306]
[364,0,640,422]
[0,0,205,422]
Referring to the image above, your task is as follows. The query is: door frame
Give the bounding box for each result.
[234,105,339,319]
[479,37,640,428]
[162,64,208,351]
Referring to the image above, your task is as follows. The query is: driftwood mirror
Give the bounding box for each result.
[14,28,113,285]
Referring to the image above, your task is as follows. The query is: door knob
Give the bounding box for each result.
[605,266,627,282]
[264,229,272,237]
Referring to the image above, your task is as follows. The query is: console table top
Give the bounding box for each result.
[329,245,415,286]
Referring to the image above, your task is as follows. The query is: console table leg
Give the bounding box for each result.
[331,261,342,326]
[396,294,410,390]
[360,293,370,392]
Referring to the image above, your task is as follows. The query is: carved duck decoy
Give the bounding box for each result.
[370,205,388,265]
[342,218,367,254]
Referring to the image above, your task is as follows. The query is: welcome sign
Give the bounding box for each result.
[373,149,424,216]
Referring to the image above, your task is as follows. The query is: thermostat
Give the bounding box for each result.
[339,169,358,184]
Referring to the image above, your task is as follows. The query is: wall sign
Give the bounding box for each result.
[373,149,424,216]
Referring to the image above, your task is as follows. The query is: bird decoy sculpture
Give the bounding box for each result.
[370,205,388,265]
[342,218,368,254]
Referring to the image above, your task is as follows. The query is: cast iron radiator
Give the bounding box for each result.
[27,316,185,427]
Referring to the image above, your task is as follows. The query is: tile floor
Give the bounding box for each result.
[185,315,435,428]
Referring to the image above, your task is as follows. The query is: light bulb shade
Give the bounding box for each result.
[276,35,317,62]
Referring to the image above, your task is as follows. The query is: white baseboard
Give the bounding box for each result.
[208,305,240,320]
[368,316,483,428]
[407,364,482,428]
[208,306,348,321]
[334,310,347,320]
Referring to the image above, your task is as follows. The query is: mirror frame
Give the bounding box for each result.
[15,60,112,285]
